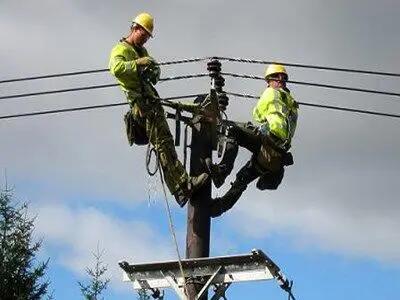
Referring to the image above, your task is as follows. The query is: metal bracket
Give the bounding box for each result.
[119,249,295,300]
[162,272,187,300]
[195,266,223,300]
[211,283,231,300]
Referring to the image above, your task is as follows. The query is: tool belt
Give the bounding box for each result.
[123,109,149,146]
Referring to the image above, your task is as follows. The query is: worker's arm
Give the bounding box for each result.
[109,46,140,77]
[161,100,201,113]
[109,44,156,78]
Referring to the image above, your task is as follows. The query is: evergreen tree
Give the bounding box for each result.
[78,246,110,300]
[0,189,50,299]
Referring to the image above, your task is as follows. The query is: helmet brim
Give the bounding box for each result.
[133,23,153,38]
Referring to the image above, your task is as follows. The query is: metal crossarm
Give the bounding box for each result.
[119,249,293,300]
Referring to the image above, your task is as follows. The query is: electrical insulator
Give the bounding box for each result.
[207,58,229,111]
[214,75,225,93]
[207,59,222,78]
[218,93,229,111]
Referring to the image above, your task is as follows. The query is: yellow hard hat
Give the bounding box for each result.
[133,12,154,37]
[265,64,288,80]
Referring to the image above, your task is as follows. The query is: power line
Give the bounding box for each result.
[221,72,400,98]
[159,73,208,82]
[214,56,400,77]
[225,92,400,119]
[0,83,118,100]
[0,102,126,120]
[1,93,399,120]
[0,74,208,101]
[0,94,206,120]
[0,69,109,84]
[0,58,208,84]
[2,72,400,101]
[158,57,207,65]
[2,56,400,84]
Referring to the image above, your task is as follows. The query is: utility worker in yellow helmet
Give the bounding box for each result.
[108,12,209,207]
[206,64,298,217]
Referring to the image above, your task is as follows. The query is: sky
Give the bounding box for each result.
[1,0,400,299]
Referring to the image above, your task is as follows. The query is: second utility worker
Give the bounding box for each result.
[206,64,299,217]
[109,12,209,207]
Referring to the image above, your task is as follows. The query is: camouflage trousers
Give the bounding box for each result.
[221,123,285,189]
[128,97,190,195]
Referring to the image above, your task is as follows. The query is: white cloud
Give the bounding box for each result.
[225,165,400,264]
[1,0,400,278]
[34,203,176,291]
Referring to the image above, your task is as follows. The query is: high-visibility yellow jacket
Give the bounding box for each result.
[253,87,298,144]
[108,40,156,102]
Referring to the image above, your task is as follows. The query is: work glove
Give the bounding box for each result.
[135,56,155,67]
[148,65,161,85]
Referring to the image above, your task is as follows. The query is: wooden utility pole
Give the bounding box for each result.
[186,112,212,300]
[186,59,226,300]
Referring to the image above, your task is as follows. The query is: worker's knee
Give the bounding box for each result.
[157,144,178,166]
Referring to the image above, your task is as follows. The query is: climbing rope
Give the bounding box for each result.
[157,158,189,298]
[147,117,188,298]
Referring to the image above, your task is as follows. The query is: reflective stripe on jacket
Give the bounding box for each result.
[253,87,298,144]
[108,41,155,102]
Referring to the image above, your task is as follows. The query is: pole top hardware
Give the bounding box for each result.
[119,248,295,300]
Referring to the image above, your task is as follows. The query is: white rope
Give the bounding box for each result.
[147,115,188,298]
[157,161,188,298]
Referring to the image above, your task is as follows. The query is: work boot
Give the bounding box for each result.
[204,158,228,188]
[174,173,209,208]
[174,190,189,208]
[209,181,248,218]
[210,159,259,217]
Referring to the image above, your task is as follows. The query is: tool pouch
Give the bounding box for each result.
[123,110,149,146]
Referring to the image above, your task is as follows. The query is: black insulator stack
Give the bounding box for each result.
[207,59,229,111]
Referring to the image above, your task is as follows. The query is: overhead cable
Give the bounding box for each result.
[2,56,400,84]
[225,92,400,119]
[0,69,109,84]
[221,72,400,97]
[2,93,399,120]
[214,56,400,77]
[0,83,118,100]
[0,74,208,100]
[2,72,400,101]
[0,94,206,120]
[0,102,126,120]
[158,57,207,65]
[0,58,207,84]
[159,73,208,82]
